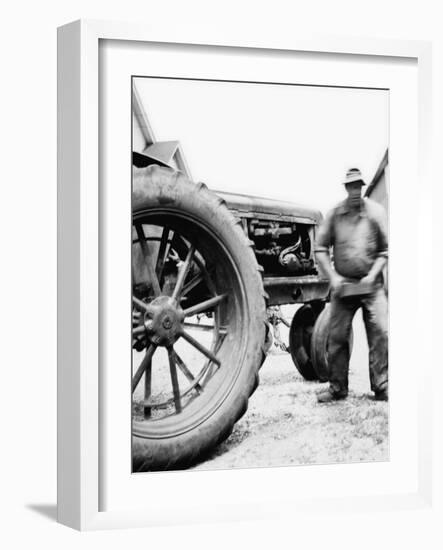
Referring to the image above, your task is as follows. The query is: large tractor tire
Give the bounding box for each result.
[131,165,267,471]
[288,302,325,381]
[310,303,354,382]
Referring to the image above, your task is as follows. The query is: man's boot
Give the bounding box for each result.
[317,388,347,403]
[374,388,388,401]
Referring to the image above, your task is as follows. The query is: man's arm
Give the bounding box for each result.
[360,256,387,286]
[360,201,388,286]
[314,209,344,293]
[315,250,345,292]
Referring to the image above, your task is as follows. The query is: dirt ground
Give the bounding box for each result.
[191,308,389,470]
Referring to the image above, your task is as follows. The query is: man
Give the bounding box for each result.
[315,168,388,403]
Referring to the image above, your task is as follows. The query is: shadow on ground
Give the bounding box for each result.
[26,504,57,522]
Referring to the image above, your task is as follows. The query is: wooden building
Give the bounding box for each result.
[365,149,389,211]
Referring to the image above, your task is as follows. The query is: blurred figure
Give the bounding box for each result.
[315,168,388,402]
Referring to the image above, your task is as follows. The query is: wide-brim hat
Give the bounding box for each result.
[342,168,366,186]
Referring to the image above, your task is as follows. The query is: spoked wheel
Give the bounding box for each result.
[132,165,266,471]
[288,302,325,381]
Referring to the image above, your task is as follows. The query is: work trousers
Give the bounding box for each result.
[328,286,388,396]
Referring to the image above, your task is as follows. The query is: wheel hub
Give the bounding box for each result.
[144,295,184,347]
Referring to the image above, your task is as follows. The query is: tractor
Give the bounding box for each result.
[131,84,349,471]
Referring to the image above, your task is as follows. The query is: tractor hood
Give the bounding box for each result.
[215,190,323,225]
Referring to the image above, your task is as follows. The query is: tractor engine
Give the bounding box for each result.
[251,220,315,276]
[215,190,320,278]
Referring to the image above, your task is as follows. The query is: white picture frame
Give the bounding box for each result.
[57,19,433,531]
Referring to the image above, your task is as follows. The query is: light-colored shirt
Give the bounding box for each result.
[315,198,388,279]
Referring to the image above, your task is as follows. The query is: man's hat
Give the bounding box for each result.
[342,168,366,186]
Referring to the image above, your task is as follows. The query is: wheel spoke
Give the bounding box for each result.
[181,271,204,297]
[172,350,202,394]
[133,325,146,336]
[179,329,221,366]
[132,295,149,312]
[203,331,227,381]
[194,258,217,295]
[135,224,161,297]
[132,344,156,393]
[171,244,195,302]
[183,294,227,318]
[155,226,170,281]
[177,236,217,296]
[167,347,182,413]
[183,322,226,333]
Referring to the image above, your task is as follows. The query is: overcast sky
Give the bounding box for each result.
[134,78,388,215]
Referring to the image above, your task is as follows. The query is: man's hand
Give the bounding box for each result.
[359,273,376,287]
[359,257,387,288]
[315,251,345,295]
[330,273,345,294]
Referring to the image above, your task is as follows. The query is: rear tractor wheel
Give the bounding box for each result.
[131,165,267,471]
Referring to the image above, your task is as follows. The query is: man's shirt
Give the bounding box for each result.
[315,198,388,279]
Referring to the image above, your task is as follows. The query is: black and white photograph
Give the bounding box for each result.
[131,76,389,473]
[2,0,438,541]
